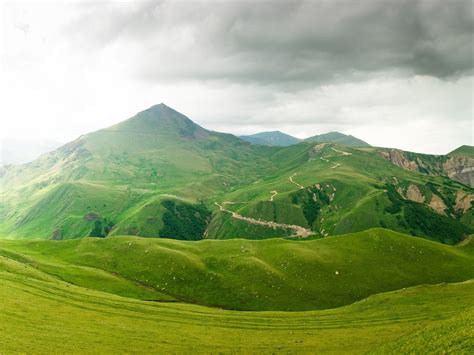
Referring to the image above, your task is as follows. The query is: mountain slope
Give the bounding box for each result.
[1,104,473,242]
[305,131,370,147]
[208,143,474,244]
[449,145,474,158]
[240,131,301,146]
[0,104,278,240]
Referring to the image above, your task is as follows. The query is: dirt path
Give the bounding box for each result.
[270,190,278,201]
[330,163,341,169]
[289,173,305,189]
[215,202,313,237]
[331,147,352,156]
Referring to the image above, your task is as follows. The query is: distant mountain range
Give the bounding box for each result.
[1,103,473,244]
[240,130,370,147]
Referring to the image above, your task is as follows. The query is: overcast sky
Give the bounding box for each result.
[1,0,473,157]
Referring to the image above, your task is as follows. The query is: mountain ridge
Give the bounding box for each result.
[1,104,473,242]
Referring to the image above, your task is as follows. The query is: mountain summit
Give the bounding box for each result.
[108,103,210,140]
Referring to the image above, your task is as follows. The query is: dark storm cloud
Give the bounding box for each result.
[68,0,473,86]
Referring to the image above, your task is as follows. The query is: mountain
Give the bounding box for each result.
[239,131,301,146]
[0,104,277,240]
[380,147,474,188]
[239,130,370,147]
[448,145,474,158]
[1,104,473,243]
[304,131,370,146]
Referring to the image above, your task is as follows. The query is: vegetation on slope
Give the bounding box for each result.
[1,229,473,311]
[0,104,472,242]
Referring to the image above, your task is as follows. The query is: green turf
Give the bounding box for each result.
[0,267,472,353]
[1,229,473,311]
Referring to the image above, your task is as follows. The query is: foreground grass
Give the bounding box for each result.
[1,269,472,353]
[1,229,473,311]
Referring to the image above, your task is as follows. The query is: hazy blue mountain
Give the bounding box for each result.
[240,131,301,146]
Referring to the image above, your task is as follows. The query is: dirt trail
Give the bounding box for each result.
[331,147,352,156]
[270,190,278,201]
[289,173,305,189]
[215,202,313,237]
[330,163,341,169]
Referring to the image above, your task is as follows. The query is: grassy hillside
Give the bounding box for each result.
[0,264,472,353]
[1,104,472,242]
[1,229,473,311]
[209,143,474,243]
[448,145,474,157]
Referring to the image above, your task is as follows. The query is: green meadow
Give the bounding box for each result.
[0,229,473,352]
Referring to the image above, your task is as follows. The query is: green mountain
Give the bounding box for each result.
[448,145,474,158]
[304,131,370,146]
[240,131,301,146]
[1,104,473,244]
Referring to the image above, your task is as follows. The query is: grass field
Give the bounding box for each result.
[1,268,472,353]
[1,229,474,311]
[1,229,473,352]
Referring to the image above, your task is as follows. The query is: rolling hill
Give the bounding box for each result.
[0,104,473,243]
[0,229,473,352]
[1,228,473,311]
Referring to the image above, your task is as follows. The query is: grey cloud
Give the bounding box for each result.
[67,0,473,86]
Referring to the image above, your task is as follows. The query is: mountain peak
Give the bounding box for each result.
[108,103,210,139]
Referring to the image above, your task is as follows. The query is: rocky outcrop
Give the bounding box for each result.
[405,184,425,203]
[380,148,474,188]
[380,149,419,171]
[455,191,474,212]
[443,156,474,188]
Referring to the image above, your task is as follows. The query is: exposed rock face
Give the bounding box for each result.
[428,195,447,215]
[308,143,328,160]
[455,191,474,212]
[406,184,425,203]
[380,149,474,188]
[443,156,474,188]
[380,149,419,171]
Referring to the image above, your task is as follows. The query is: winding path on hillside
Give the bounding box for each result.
[215,202,313,237]
[289,173,305,190]
[270,190,278,201]
[331,147,352,156]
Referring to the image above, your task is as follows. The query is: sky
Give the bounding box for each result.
[0,0,473,163]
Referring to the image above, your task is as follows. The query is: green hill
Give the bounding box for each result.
[240,131,301,146]
[0,104,473,242]
[1,230,473,352]
[1,229,473,311]
[304,131,370,147]
[448,145,474,158]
